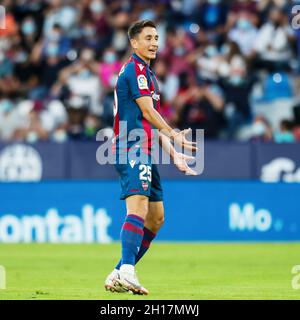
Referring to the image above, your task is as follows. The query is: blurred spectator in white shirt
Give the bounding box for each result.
[254,7,295,71]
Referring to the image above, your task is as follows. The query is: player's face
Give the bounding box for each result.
[132,27,159,62]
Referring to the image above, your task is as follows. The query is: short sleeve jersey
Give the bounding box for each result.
[113,53,161,154]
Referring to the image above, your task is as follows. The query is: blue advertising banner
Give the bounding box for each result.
[0,181,299,243]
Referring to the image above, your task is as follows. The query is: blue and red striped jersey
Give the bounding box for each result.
[113,53,160,154]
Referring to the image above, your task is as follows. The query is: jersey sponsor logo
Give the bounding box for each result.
[137,75,148,90]
[141,181,149,191]
[138,63,144,71]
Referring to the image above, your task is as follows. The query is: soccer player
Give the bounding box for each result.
[104,20,197,295]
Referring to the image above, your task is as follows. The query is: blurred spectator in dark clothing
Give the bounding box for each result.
[40,23,72,60]
[0,48,20,95]
[193,0,228,44]
[65,95,88,140]
[12,45,40,97]
[274,119,296,143]
[257,0,291,21]
[217,45,256,139]
[77,0,112,54]
[75,19,102,54]
[110,11,130,56]
[65,95,101,140]
[84,113,102,139]
[20,16,40,52]
[176,72,225,138]
[29,30,71,100]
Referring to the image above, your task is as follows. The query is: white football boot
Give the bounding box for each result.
[104,269,128,293]
[113,270,149,295]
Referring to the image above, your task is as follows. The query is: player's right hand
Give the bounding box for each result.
[173,152,198,175]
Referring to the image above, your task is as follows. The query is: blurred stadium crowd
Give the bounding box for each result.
[1,0,300,143]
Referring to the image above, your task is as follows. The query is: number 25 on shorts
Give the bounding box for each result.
[139,165,151,182]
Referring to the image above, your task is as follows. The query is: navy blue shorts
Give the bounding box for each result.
[115,156,163,202]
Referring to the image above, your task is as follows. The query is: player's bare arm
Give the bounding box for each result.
[136,96,197,151]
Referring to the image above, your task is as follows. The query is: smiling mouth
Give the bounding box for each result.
[148,49,157,53]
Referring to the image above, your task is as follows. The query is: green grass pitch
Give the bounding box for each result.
[0,242,299,300]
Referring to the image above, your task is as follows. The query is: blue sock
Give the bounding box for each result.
[116,226,156,269]
[119,214,144,267]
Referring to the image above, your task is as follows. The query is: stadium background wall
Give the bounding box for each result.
[0,142,300,181]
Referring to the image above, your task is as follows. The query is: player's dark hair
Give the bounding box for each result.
[128,20,156,39]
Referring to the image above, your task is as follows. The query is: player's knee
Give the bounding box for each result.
[151,215,164,233]
[138,196,149,216]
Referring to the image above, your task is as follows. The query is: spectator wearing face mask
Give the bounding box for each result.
[195,43,222,83]
[228,12,258,57]
[12,44,40,97]
[217,47,257,139]
[161,27,195,76]
[75,20,101,54]
[249,115,273,142]
[20,16,39,53]
[29,25,71,100]
[78,0,111,52]
[52,47,101,115]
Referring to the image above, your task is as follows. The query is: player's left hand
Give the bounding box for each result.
[173,152,198,175]
[172,128,198,152]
